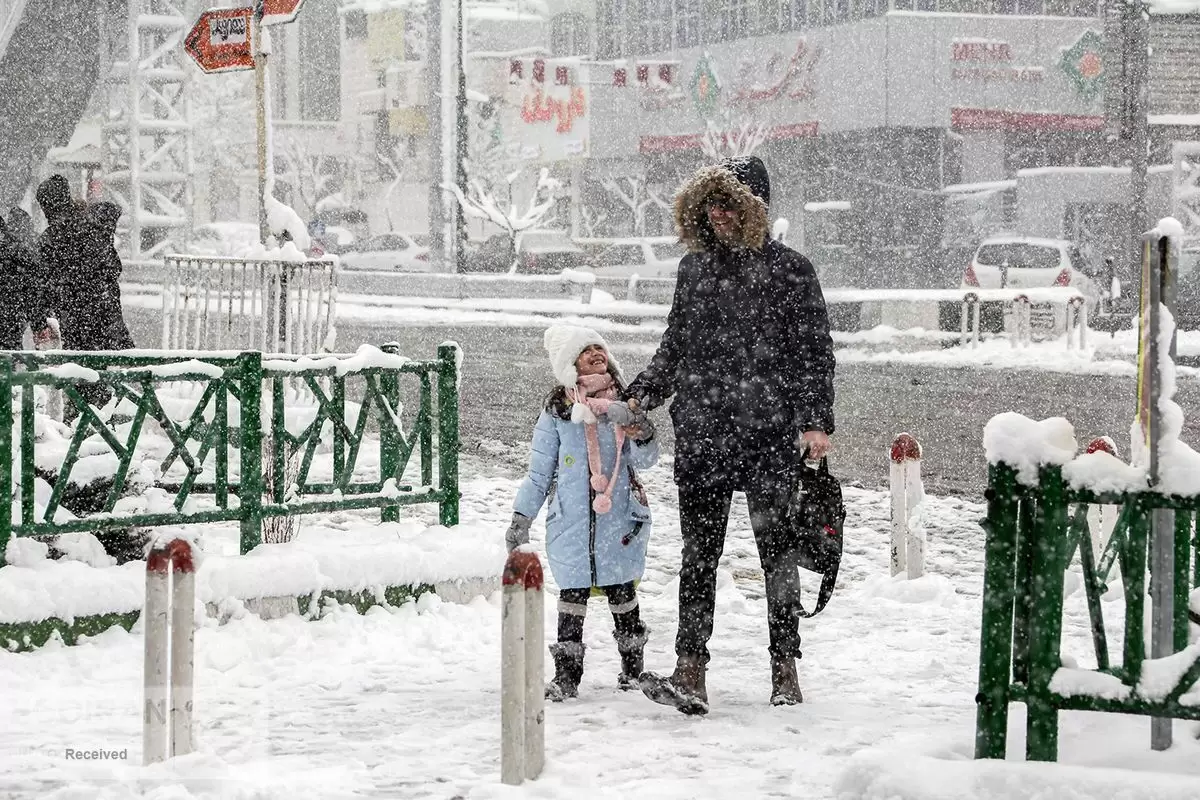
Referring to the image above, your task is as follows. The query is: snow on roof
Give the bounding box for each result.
[1150,114,1200,126]
[942,180,1016,195]
[977,234,1073,249]
[1148,0,1200,13]
[340,0,549,17]
[983,412,1077,485]
[804,201,852,213]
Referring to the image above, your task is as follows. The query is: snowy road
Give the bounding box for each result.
[121,306,1200,499]
[120,306,1200,499]
[5,452,1200,798]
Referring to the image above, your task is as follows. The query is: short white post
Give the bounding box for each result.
[1011,294,1031,348]
[143,539,196,765]
[627,274,640,304]
[1079,301,1089,350]
[960,298,970,347]
[501,548,545,785]
[971,298,981,348]
[890,433,925,579]
[1085,437,1121,560]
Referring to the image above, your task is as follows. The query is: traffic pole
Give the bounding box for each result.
[254,0,269,246]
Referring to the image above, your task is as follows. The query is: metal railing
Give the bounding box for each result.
[975,462,1200,763]
[160,255,338,354]
[0,344,460,565]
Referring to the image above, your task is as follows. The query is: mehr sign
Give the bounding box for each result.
[504,59,590,163]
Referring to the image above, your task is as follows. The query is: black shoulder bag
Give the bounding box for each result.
[786,457,846,617]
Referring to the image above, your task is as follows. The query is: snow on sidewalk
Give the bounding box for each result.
[2,454,1200,798]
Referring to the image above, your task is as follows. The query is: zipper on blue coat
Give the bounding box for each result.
[588,484,598,587]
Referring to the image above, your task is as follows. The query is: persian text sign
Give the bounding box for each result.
[505,61,589,162]
[184,8,255,73]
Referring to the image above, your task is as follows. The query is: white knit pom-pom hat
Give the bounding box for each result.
[543,324,623,387]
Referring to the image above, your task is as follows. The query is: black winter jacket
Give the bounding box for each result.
[627,158,835,486]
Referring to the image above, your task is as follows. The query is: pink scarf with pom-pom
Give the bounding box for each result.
[569,373,625,515]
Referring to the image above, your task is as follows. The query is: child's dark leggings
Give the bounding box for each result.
[556,581,643,642]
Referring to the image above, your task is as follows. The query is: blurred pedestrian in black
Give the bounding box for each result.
[0,207,47,350]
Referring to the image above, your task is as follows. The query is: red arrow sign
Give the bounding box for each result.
[184,7,255,74]
[261,0,304,25]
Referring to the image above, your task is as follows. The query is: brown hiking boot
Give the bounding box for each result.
[770,655,803,706]
[640,654,708,715]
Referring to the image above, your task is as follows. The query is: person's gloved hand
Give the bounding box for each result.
[505,512,532,552]
[625,416,656,442]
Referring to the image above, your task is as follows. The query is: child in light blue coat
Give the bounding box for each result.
[507,325,659,701]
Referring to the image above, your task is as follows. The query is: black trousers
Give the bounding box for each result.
[557,581,644,643]
[675,473,803,664]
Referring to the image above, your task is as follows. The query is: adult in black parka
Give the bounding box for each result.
[627,156,836,715]
[0,208,47,350]
[35,174,134,352]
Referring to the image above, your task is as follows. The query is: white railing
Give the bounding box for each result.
[161,255,338,354]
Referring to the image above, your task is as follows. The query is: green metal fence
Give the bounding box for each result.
[0,344,460,566]
[975,462,1200,763]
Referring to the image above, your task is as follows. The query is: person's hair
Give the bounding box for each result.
[543,362,626,420]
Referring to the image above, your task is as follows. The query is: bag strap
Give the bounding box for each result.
[797,562,839,618]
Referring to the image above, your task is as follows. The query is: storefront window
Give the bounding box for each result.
[597,0,626,58]
[551,13,591,56]
[636,0,671,53]
[675,0,703,46]
[719,0,754,40]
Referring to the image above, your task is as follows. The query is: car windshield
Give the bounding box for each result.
[975,243,1061,270]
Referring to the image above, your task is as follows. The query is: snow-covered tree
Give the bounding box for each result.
[274,133,343,219]
[444,167,561,272]
[700,110,769,161]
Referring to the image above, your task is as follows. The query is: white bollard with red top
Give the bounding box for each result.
[143,538,196,765]
[890,433,926,579]
[501,548,545,785]
[1012,294,1032,349]
[1085,437,1121,560]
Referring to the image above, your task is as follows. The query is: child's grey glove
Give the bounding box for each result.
[505,512,532,552]
[604,401,642,427]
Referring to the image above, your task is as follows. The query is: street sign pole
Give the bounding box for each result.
[254,1,270,245]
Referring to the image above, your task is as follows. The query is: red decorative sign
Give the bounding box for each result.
[261,0,305,26]
[184,8,255,74]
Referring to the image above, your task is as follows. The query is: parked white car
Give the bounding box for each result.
[338,232,430,271]
[578,237,687,278]
[961,236,1102,304]
[183,222,263,257]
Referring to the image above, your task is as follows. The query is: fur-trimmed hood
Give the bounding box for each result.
[673,157,771,253]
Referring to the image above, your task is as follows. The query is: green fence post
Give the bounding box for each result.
[20,373,34,526]
[215,374,229,508]
[332,373,346,480]
[1011,496,1036,687]
[437,343,460,527]
[1192,510,1200,590]
[975,463,1020,760]
[271,375,286,504]
[379,343,401,524]
[1025,466,1069,763]
[1174,511,1192,653]
[0,357,13,566]
[1123,502,1150,686]
[238,352,264,554]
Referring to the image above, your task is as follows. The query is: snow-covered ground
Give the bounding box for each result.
[3,449,1200,799]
